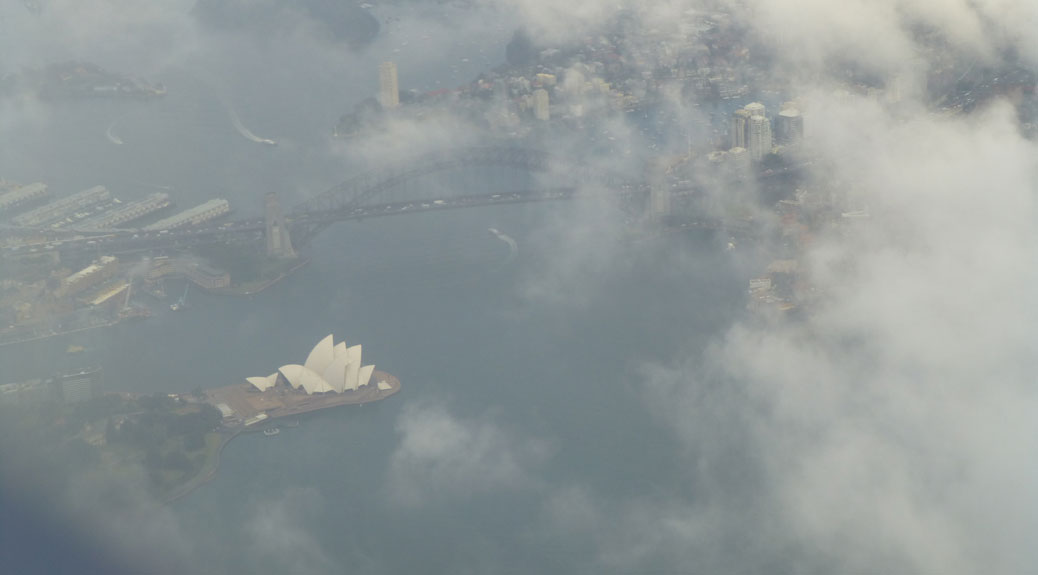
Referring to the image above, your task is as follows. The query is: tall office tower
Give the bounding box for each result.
[731,108,751,149]
[650,181,671,220]
[265,192,295,259]
[532,89,550,121]
[775,108,804,145]
[743,101,766,118]
[747,114,773,161]
[379,61,399,109]
[646,159,671,221]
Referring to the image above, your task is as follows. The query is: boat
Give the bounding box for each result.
[170,285,189,311]
[284,420,300,428]
[263,427,280,436]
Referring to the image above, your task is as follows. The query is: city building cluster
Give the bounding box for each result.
[0,179,240,348]
[722,100,803,163]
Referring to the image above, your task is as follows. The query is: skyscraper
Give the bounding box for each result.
[775,108,804,145]
[731,108,751,149]
[379,61,399,109]
[743,101,766,118]
[747,114,773,161]
[532,89,550,121]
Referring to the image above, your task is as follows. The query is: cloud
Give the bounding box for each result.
[628,92,1038,574]
[387,401,551,506]
[2,0,1037,572]
[245,487,337,575]
[0,1,199,71]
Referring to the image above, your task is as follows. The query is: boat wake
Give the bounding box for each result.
[488,227,518,264]
[227,105,277,146]
[105,121,124,145]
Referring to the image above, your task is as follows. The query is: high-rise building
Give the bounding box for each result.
[732,102,769,152]
[532,89,550,121]
[731,108,751,149]
[744,102,766,118]
[747,114,773,161]
[775,108,804,145]
[646,158,672,221]
[379,61,399,109]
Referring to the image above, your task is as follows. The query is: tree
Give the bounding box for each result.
[185,431,205,452]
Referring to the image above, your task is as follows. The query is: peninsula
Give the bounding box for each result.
[0,333,401,504]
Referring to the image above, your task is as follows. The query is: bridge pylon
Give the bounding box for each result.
[265,192,296,258]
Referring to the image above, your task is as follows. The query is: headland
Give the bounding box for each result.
[206,370,401,429]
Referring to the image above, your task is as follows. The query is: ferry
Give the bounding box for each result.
[263,427,280,436]
[170,285,189,311]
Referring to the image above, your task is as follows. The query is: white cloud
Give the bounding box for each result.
[633,93,1038,573]
[387,401,551,506]
[246,487,337,575]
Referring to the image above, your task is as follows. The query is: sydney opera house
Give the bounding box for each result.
[246,334,381,394]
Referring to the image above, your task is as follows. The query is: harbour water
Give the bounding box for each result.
[0,16,755,571]
[2,199,750,572]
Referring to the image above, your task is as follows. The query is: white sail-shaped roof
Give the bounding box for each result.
[358,365,375,388]
[321,352,351,393]
[304,334,336,374]
[284,365,333,394]
[246,372,277,392]
[267,336,378,395]
[345,345,362,390]
[301,368,334,394]
[279,364,306,389]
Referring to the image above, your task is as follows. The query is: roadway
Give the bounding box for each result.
[4,188,588,259]
[2,158,800,259]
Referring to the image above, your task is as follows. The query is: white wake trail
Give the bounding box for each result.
[489,228,518,262]
[227,105,277,146]
[105,121,124,145]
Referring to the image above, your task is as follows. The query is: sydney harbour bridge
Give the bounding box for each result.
[5,146,754,261]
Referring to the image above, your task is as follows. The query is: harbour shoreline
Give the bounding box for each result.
[163,370,400,504]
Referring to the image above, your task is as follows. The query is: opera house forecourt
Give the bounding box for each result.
[206,334,401,427]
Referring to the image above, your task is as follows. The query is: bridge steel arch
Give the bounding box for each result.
[291,146,638,217]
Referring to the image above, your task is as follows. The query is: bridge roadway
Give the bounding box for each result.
[2,141,807,259]
[3,161,801,259]
[11,188,590,259]
[2,183,763,260]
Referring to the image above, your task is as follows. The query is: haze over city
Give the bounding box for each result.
[1,1,1036,574]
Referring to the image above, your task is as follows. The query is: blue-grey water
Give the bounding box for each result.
[0,20,755,573]
[3,197,747,572]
